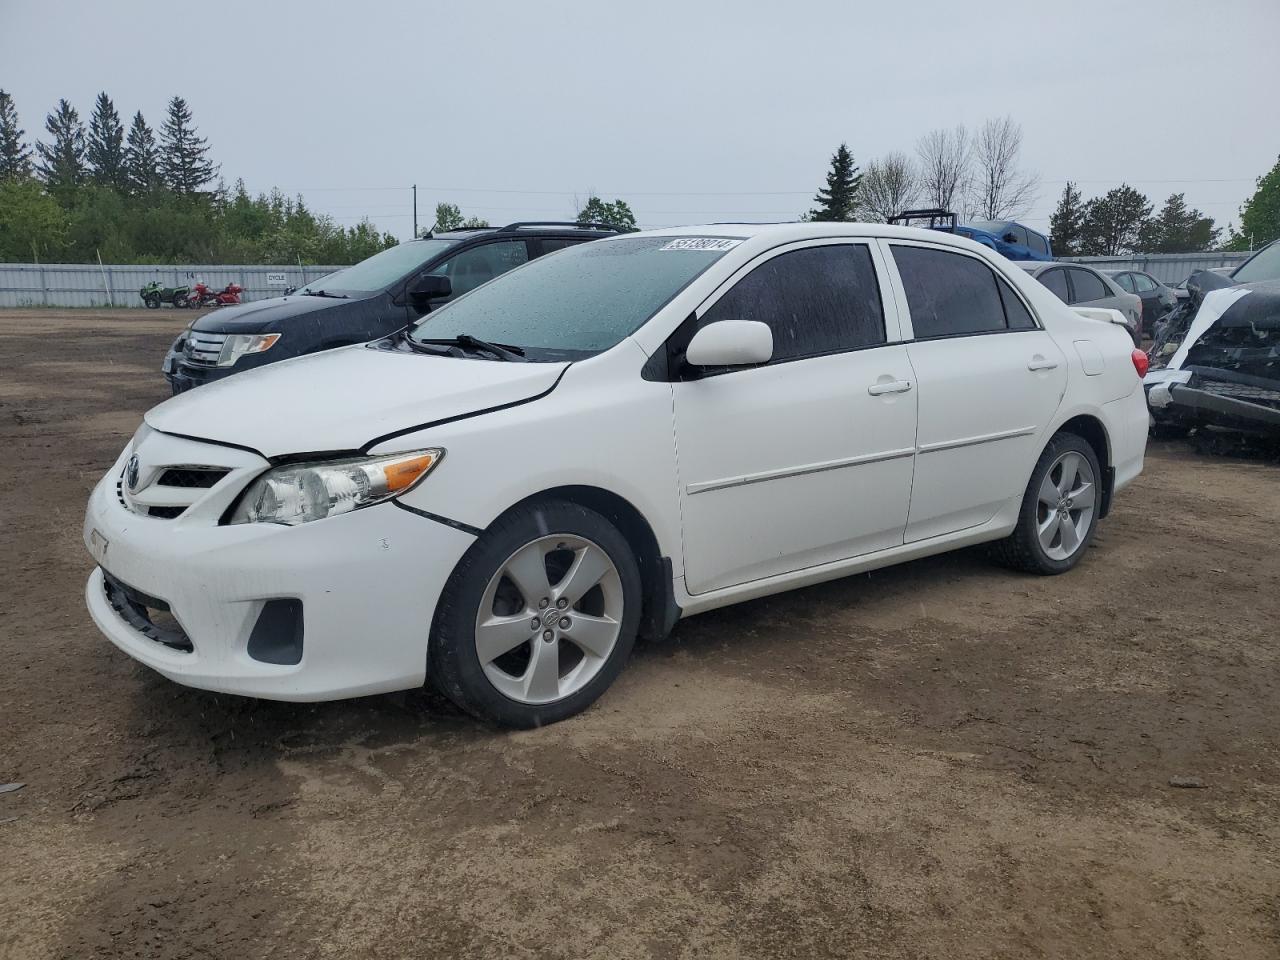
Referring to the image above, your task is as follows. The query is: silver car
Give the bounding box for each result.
[1017,262,1143,345]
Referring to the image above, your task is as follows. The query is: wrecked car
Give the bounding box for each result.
[1145,267,1280,438]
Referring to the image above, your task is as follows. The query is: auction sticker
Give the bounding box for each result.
[659,238,743,252]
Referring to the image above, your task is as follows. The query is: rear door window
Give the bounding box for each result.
[1135,274,1158,292]
[892,245,1010,338]
[697,244,886,362]
[1068,268,1109,304]
[1114,273,1136,293]
[1039,268,1070,302]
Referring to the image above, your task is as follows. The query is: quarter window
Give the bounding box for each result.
[698,244,886,362]
[1026,231,1049,256]
[893,245,1026,338]
[1068,268,1108,304]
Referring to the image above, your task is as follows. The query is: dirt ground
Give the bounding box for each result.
[1,308,1277,960]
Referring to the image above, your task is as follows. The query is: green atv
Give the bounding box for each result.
[140,280,191,309]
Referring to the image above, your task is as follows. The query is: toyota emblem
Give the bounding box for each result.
[125,454,141,493]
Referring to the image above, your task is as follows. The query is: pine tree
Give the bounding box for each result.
[1137,193,1219,253]
[159,96,217,195]
[809,143,862,222]
[0,89,33,181]
[1079,184,1152,256]
[124,111,161,193]
[1048,181,1087,256]
[35,98,86,197]
[86,92,127,190]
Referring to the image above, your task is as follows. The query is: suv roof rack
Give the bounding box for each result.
[888,208,957,230]
[498,221,624,233]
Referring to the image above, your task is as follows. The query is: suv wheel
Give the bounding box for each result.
[992,432,1101,575]
[430,500,641,728]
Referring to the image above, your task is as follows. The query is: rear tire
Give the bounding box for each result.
[992,432,1102,575]
[429,500,642,728]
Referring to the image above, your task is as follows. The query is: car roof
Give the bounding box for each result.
[618,221,1028,252]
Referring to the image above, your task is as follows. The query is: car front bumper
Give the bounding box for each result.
[83,434,476,701]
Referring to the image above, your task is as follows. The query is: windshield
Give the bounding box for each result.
[300,239,458,295]
[408,236,736,360]
[1232,241,1280,284]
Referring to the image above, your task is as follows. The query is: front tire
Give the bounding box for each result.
[429,500,642,728]
[992,432,1101,575]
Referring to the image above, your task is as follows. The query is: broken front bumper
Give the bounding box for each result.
[1147,373,1280,436]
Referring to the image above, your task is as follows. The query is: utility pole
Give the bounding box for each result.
[412,184,418,238]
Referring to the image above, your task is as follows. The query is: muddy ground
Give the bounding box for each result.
[1,308,1277,960]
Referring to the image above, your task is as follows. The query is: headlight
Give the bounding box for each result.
[219,333,281,367]
[228,449,444,525]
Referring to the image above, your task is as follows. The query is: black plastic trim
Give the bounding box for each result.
[639,556,682,641]
[392,500,483,536]
[247,599,304,666]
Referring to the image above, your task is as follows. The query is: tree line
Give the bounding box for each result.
[0,89,397,264]
[803,117,1277,256]
[427,195,639,234]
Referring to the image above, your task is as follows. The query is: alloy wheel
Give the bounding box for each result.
[474,534,624,705]
[1036,451,1096,561]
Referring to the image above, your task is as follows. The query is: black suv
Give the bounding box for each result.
[162,222,621,392]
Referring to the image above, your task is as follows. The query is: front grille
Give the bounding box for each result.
[147,506,186,519]
[1198,379,1280,407]
[157,467,230,488]
[184,332,228,366]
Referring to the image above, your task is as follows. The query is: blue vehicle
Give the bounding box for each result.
[888,209,1053,261]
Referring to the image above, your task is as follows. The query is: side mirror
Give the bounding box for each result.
[1002,232,1019,244]
[685,320,773,368]
[409,274,452,308]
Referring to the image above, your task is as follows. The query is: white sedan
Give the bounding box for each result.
[84,223,1148,727]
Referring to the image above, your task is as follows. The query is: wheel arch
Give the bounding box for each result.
[1052,413,1114,518]
[486,484,680,641]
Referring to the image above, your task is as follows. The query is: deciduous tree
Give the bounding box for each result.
[577,196,637,231]
[1226,154,1280,251]
[971,116,1037,221]
[859,152,918,223]
[915,125,970,212]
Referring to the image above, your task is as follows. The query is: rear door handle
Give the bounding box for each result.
[867,379,913,396]
[1027,357,1059,371]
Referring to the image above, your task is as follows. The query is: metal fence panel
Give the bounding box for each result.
[0,263,347,308]
[1062,252,1252,285]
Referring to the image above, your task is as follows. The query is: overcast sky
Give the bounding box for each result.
[4,0,1277,241]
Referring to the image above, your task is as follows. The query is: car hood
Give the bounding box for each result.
[145,345,567,457]
[189,294,360,333]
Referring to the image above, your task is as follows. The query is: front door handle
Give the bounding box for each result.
[867,379,913,396]
[1027,356,1059,371]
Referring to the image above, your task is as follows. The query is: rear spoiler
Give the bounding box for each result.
[1072,307,1129,330]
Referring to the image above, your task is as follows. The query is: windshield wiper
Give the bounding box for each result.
[302,289,348,299]
[414,334,526,361]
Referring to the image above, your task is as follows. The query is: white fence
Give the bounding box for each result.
[0,251,1260,308]
[0,263,347,308]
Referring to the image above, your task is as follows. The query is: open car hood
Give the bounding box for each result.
[145,344,567,458]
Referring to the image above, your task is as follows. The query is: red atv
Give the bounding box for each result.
[189,281,244,308]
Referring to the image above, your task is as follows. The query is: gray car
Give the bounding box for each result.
[1017,262,1143,345]
[1102,269,1178,335]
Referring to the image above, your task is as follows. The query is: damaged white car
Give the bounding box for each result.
[84,223,1148,727]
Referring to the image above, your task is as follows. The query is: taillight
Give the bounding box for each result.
[1131,348,1149,378]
